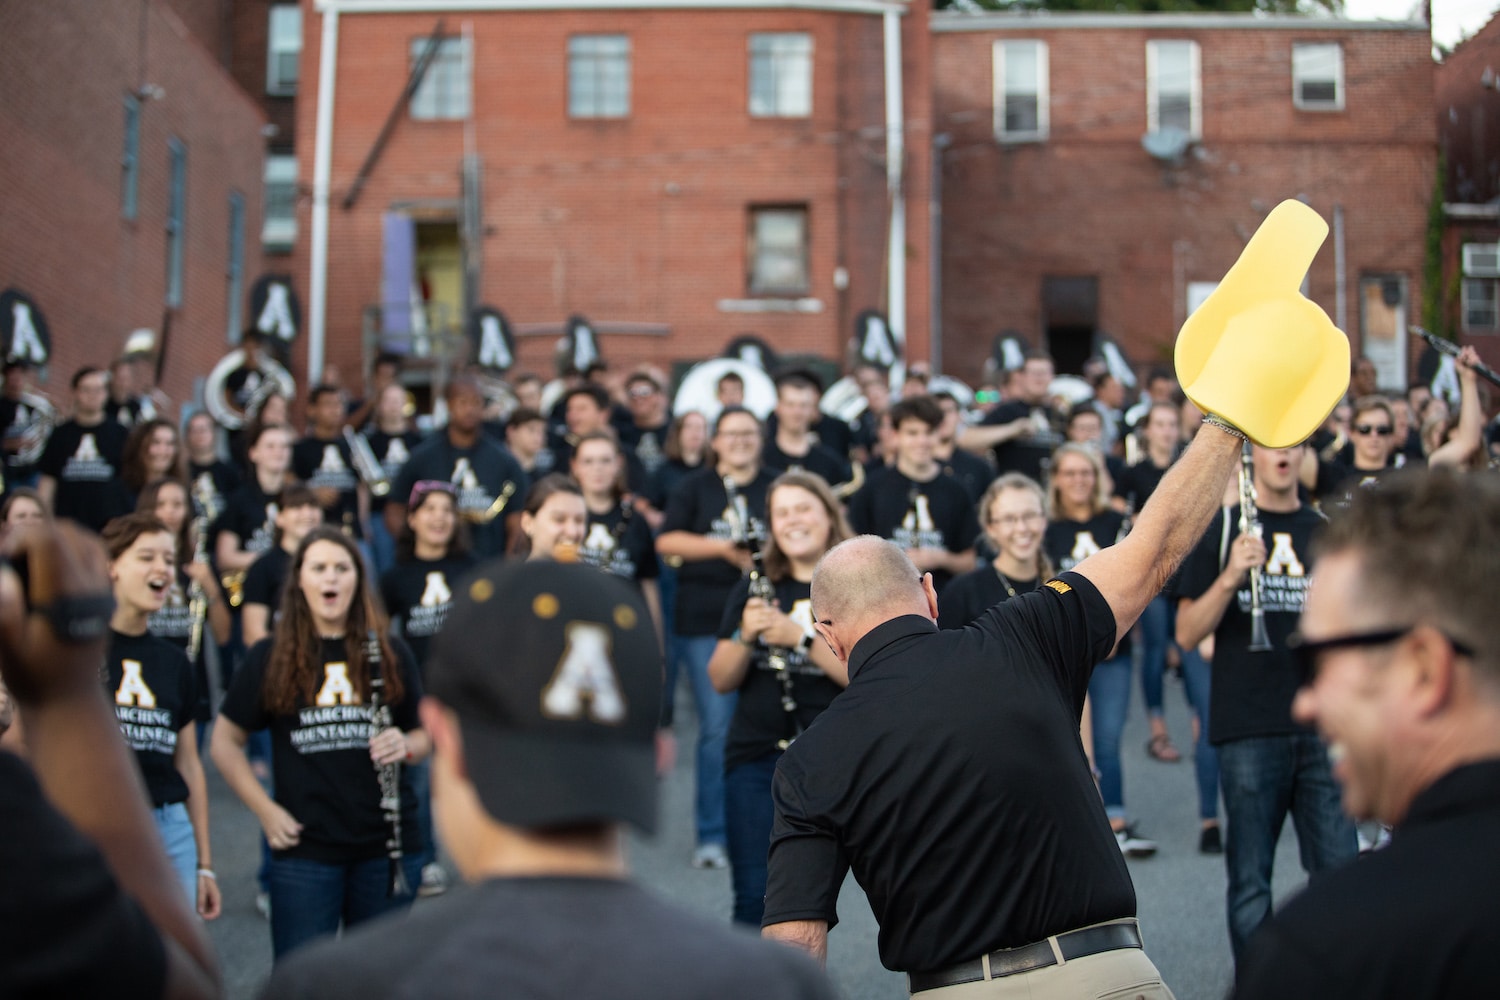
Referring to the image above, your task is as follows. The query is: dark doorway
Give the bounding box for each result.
[1042,276,1098,375]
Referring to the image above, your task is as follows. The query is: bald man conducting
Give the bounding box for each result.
[761,420,1248,999]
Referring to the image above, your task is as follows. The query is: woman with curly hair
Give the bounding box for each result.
[121,417,182,509]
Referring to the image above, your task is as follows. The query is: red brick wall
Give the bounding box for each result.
[933,17,1436,386]
[0,0,265,409]
[229,0,298,150]
[290,3,930,388]
[1437,13,1500,205]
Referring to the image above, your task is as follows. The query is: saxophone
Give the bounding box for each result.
[365,630,410,897]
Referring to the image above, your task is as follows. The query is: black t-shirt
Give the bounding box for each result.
[105,630,196,808]
[1178,505,1321,744]
[980,401,1063,482]
[659,466,777,636]
[846,465,978,591]
[940,447,996,508]
[243,546,294,614]
[293,434,363,538]
[765,412,855,464]
[762,439,852,492]
[263,876,837,1000]
[219,637,424,863]
[937,567,1038,630]
[716,577,842,771]
[0,752,168,999]
[762,572,1130,972]
[628,421,671,480]
[146,567,195,648]
[1044,511,1127,574]
[646,458,701,512]
[0,394,50,481]
[365,428,422,512]
[215,480,279,558]
[186,460,241,520]
[380,554,478,670]
[389,434,529,559]
[1113,455,1174,511]
[37,419,130,531]
[579,503,660,588]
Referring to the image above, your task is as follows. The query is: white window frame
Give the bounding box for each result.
[1462,244,1500,333]
[568,34,631,119]
[266,5,302,97]
[748,33,812,119]
[1292,42,1343,111]
[409,37,471,121]
[1146,40,1201,141]
[993,40,1048,143]
[747,206,809,295]
[262,154,298,253]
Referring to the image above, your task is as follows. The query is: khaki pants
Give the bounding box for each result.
[910,921,1176,1000]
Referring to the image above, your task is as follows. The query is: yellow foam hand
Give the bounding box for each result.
[1175,200,1350,448]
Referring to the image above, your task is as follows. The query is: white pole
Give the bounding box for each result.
[308,6,340,384]
[883,9,905,350]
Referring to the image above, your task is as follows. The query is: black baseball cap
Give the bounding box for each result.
[426,560,662,833]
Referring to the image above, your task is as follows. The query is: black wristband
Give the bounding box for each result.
[36,594,116,643]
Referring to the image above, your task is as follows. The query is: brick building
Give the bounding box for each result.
[1436,12,1500,374]
[0,0,267,406]
[932,11,1436,391]
[266,0,931,391]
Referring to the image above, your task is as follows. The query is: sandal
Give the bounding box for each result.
[1147,733,1182,762]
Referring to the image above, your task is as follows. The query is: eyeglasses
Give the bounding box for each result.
[1352,424,1393,437]
[628,386,659,399]
[1286,626,1474,686]
[992,512,1046,529]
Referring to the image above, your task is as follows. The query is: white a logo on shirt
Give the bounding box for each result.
[451,458,480,490]
[1071,531,1101,563]
[901,495,935,534]
[1264,532,1306,578]
[583,522,615,553]
[115,659,157,707]
[419,572,452,608]
[315,662,357,706]
[541,623,626,724]
[384,438,409,468]
[9,301,47,364]
[73,433,101,463]
[319,445,346,474]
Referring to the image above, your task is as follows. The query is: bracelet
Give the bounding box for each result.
[1201,413,1247,442]
[197,868,216,880]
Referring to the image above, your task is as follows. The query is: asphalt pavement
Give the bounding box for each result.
[206,666,1317,1000]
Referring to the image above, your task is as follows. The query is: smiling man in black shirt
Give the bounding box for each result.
[761,419,1248,998]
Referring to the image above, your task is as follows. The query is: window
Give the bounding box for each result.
[747,207,809,295]
[409,37,470,120]
[263,154,297,253]
[122,95,140,219]
[749,33,812,118]
[165,139,187,308]
[569,35,630,118]
[266,5,302,96]
[1292,42,1342,111]
[993,40,1048,142]
[1462,243,1500,332]
[1147,40,1201,140]
[227,192,245,340]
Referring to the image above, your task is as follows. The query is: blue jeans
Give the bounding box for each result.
[679,633,737,847]
[657,564,680,727]
[1180,647,1219,822]
[367,511,397,580]
[1087,655,1132,822]
[725,751,779,926]
[152,802,197,907]
[1138,594,1171,718]
[1218,733,1357,963]
[267,853,422,959]
[409,758,436,868]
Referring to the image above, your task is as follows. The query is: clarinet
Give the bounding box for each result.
[365,630,411,897]
[735,481,799,746]
[187,477,220,661]
[1239,442,1274,653]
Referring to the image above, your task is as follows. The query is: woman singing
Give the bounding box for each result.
[211,527,429,958]
[706,471,851,925]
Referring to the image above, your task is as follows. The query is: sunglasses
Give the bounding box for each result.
[1286,626,1474,686]
[1352,424,1393,436]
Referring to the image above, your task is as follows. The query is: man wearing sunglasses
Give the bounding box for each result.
[1233,469,1499,998]
[1177,443,1357,966]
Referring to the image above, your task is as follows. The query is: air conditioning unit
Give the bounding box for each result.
[1463,243,1500,277]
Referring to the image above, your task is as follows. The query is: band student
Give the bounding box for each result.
[1234,469,1500,998]
[761,414,1250,998]
[37,366,131,533]
[572,431,663,633]
[708,470,852,927]
[211,527,428,959]
[263,560,836,999]
[1176,443,1356,964]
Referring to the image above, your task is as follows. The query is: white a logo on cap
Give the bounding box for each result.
[541,622,625,724]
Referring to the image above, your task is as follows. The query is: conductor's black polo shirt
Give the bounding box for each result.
[762,571,1136,974]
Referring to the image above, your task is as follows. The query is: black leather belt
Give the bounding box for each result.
[907,921,1142,994]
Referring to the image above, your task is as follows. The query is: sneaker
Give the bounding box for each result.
[691,843,728,869]
[1114,825,1158,858]
[255,890,271,920]
[418,863,448,897]
[1199,824,1223,855]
